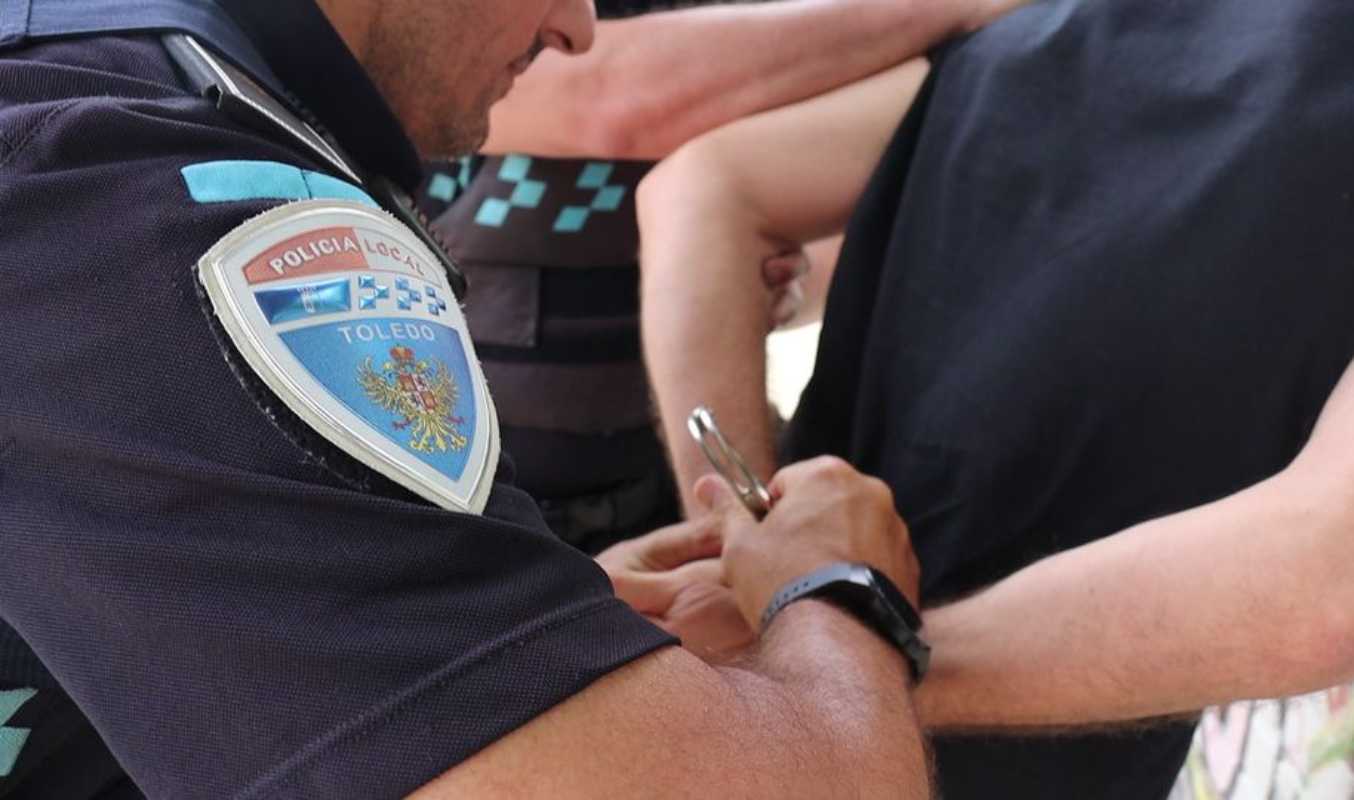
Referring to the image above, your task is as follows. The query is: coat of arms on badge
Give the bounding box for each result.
[197,201,499,514]
[358,346,468,453]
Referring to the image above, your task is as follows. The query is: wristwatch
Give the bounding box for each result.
[761,562,931,682]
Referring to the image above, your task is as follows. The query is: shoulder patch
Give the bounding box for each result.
[197,201,499,514]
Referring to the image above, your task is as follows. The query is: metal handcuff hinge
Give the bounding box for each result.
[687,405,773,520]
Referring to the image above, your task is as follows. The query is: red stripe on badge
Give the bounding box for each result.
[245,227,369,284]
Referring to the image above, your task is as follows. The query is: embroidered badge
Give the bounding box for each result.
[197,201,499,514]
[358,346,468,453]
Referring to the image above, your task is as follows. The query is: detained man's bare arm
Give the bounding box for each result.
[485,0,1008,160]
[413,458,931,799]
[917,360,1354,732]
[637,60,929,514]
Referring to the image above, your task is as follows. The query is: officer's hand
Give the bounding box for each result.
[597,516,722,615]
[657,558,755,660]
[721,456,921,631]
[762,248,809,330]
[596,519,755,659]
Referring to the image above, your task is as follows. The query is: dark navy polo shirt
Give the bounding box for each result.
[787,0,1354,798]
[0,24,670,800]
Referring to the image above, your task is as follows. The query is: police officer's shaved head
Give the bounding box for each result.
[315,0,596,155]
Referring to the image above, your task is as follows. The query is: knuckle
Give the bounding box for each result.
[599,542,631,566]
[810,455,853,482]
[864,476,896,507]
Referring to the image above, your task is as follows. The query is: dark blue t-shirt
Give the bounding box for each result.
[787,0,1354,798]
[0,32,670,800]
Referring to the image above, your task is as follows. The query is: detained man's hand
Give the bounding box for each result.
[762,248,810,330]
[595,516,755,660]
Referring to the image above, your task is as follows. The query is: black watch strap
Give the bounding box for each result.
[761,562,931,682]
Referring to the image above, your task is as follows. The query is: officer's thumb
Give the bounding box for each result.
[693,474,738,516]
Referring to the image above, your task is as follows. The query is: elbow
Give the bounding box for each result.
[635,137,770,262]
[634,148,682,223]
[635,139,729,230]
[633,148,713,287]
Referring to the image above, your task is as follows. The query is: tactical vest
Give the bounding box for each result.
[427,156,676,551]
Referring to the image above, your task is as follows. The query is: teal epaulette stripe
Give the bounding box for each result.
[0,688,37,777]
[181,160,377,207]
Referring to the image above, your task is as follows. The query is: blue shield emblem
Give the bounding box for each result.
[198,202,499,513]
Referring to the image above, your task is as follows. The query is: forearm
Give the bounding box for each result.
[421,605,929,798]
[641,152,781,513]
[917,468,1354,731]
[720,601,931,796]
[487,0,974,159]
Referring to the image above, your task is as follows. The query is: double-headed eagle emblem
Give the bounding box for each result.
[358,346,468,453]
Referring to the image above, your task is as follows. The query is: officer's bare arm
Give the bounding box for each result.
[916,359,1354,731]
[638,59,929,513]
[413,459,931,798]
[484,0,1005,160]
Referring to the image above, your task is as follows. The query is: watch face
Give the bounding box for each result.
[865,567,924,632]
[862,568,931,681]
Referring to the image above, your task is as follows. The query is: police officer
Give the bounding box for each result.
[420,0,972,554]
[0,0,946,797]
